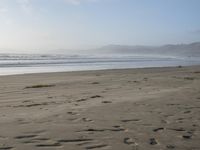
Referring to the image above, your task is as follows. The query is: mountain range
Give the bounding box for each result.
[96,42,200,57]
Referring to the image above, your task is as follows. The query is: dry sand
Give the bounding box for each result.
[0,66,200,150]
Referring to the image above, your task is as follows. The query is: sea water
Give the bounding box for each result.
[0,53,200,75]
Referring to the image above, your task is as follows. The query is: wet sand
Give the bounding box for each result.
[0,66,200,150]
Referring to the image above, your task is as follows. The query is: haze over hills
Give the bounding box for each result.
[2,42,199,58]
[96,42,200,57]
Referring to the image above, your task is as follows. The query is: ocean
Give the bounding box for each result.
[0,53,200,75]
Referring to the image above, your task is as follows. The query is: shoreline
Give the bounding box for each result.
[0,65,200,149]
[1,64,200,77]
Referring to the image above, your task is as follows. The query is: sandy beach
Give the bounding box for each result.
[0,66,200,150]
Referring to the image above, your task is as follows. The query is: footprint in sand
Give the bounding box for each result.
[22,137,50,144]
[102,101,112,104]
[14,130,49,144]
[67,111,79,115]
[124,137,138,149]
[15,134,40,144]
[161,119,169,124]
[17,119,30,125]
[76,98,88,102]
[0,136,8,140]
[14,135,38,139]
[90,95,103,99]
[0,146,13,150]
[149,138,158,145]
[35,142,62,148]
[183,110,191,114]
[85,144,109,150]
[22,100,32,103]
[78,127,125,133]
[121,119,141,123]
[168,128,186,132]
[91,82,100,85]
[166,145,175,149]
[82,117,93,122]
[182,134,192,139]
[16,134,62,148]
[58,138,93,143]
[153,127,164,132]
[124,137,134,145]
[58,138,109,149]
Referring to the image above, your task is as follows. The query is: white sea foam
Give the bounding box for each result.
[0,53,199,75]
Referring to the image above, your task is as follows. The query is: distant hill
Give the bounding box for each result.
[96,42,200,57]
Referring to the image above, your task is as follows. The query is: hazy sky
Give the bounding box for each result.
[0,0,200,53]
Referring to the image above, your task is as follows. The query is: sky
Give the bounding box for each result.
[0,0,200,53]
